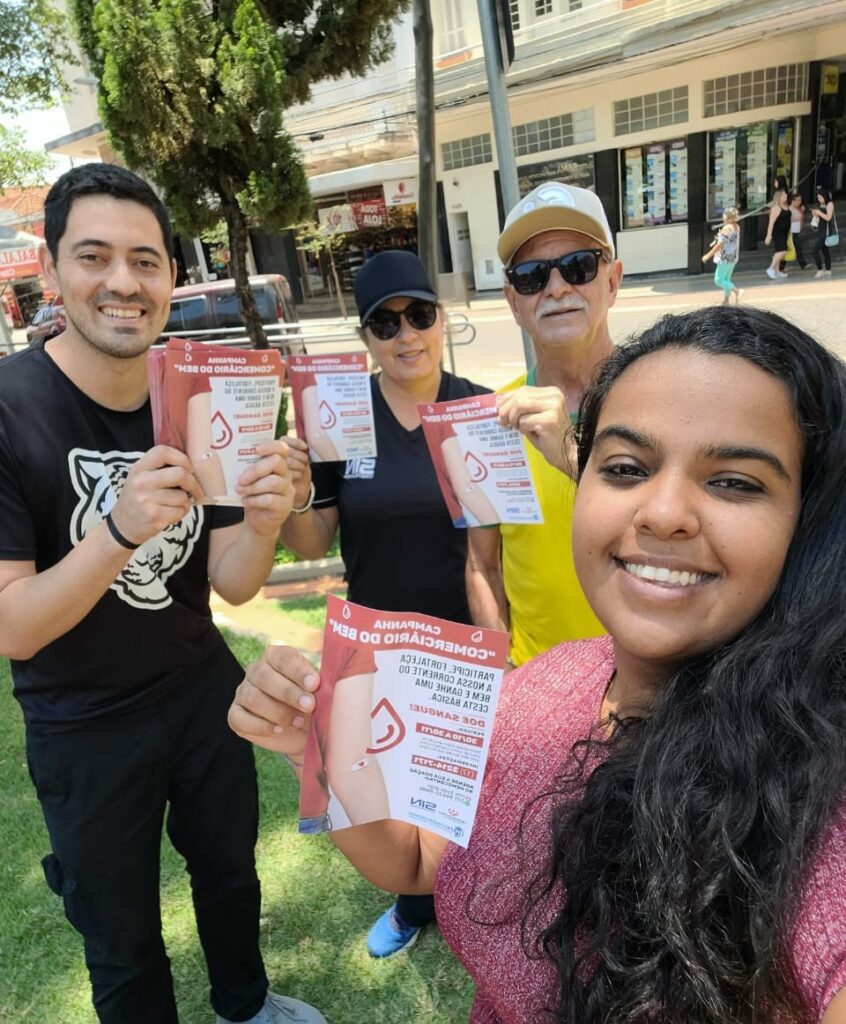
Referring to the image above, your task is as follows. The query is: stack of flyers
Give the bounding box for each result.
[418,393,544,527]
[287,352,377,462]
[148,338,285,506]
[300,595,509,847]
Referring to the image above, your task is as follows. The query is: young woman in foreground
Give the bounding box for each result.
[231,306,846,1024]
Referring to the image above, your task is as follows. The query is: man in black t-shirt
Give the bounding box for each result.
[0,166,325,1024]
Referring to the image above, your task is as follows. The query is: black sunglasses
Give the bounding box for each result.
[505,249,607,295]
[364,299,438,340]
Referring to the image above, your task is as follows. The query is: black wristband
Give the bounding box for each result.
[105,512,140,551]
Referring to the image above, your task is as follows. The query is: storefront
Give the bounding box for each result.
[309,179,419,295]
[0,245,48,328]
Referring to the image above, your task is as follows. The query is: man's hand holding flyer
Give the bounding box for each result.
[287,353,377,462]
[149,339,285,505]
[418,393,544,527]
[300,595,509,848]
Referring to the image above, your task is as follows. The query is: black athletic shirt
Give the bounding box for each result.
[312,371,490,623]
[0,344,242,733]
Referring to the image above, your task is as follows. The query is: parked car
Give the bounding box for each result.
[162,274,303,352]
[26,300,65,345]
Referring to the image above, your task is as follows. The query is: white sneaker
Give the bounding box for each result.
[815,270,827,279]
[766,267,778,279]
[215,992,328,1024]
[777,271,789,278]
[826,270,833,277]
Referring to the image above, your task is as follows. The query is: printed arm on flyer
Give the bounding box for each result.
[0,446,204,660]
[227,643,447,895]
[277,436,339,560]
[497,386,577,479]
[208,438,295,605]
[466,526,509,636]
[440,435,499,525]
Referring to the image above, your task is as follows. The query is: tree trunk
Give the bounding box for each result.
[414,0,437,286]
[220,178,268,349]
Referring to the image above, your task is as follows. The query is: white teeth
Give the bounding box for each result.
[621,561,708,587]
[101,307,142,319]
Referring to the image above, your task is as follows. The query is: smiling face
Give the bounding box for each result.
[573,348,803,686]
[39,195,176,360]
[363,295,444,388]
[504,229,622,356]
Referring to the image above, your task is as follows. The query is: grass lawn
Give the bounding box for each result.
[0,628,473,1024]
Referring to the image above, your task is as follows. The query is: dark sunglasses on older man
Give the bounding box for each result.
[364,299,438,340]
[505,249,608,296]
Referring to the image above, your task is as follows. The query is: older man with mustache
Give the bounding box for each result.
[467,182,623,667]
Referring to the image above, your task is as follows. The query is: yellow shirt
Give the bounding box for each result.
[500,371,606,666]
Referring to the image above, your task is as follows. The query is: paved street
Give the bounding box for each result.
[448,267,846,391]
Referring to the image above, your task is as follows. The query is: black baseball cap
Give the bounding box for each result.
[354,250,437,325]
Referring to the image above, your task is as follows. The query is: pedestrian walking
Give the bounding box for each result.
[812,189,837,278]
[765,175,791,279]
[702,207,742,304]
[789,191,808,269]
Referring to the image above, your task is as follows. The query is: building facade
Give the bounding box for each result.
[44,0,846,294]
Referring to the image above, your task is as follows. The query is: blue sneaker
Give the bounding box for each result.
[366,904,421,958]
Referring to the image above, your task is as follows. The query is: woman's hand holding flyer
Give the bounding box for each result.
[234,438,296,537]
[299,595,509,848]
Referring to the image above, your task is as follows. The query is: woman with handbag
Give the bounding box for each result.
[812,189,837,278]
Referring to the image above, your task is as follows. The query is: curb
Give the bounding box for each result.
[267,556,345,585]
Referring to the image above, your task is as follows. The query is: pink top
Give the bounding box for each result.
[436,636,846,1023]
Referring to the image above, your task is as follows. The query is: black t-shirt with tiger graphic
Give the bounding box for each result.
[0,344,242,733]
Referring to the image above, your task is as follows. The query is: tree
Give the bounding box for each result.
[0,125,57,191]
[72,0,410,347]
[294,219,349,318]
[0,0,71,113]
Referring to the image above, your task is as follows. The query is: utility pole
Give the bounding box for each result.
[475,0,535,369]
[414,0,437,287]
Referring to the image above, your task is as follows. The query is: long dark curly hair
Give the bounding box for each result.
[530,307,846,1024]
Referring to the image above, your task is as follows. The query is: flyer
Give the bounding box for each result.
[287,352,377,462]
[299,595,509,848]
[148,338,285,506]
[417,393,543,527]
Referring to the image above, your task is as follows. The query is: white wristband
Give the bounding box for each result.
[291,481,315,515]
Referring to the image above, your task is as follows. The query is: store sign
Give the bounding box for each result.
[383,177,418,207]
[0,246,41,281]
[352,199,389,227]
[317,199,389,232]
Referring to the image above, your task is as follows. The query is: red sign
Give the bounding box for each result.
[351,199,388,229]
[0,246,41,281]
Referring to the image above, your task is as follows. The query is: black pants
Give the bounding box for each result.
[814,232,832,270]
[396,892,436,927]
[25,646,268,1024]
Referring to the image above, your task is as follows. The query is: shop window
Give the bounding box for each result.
[703,63,808,118]
[614,87,688,136]
[517,153,595,196]
[442,133,493,171]
[707,119,794,219]
[621,139,688,229]
[512,108,595,157]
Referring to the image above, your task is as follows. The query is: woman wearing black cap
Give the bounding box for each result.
[280,250,491,958]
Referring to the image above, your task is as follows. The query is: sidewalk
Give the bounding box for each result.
[210,574,345,657]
